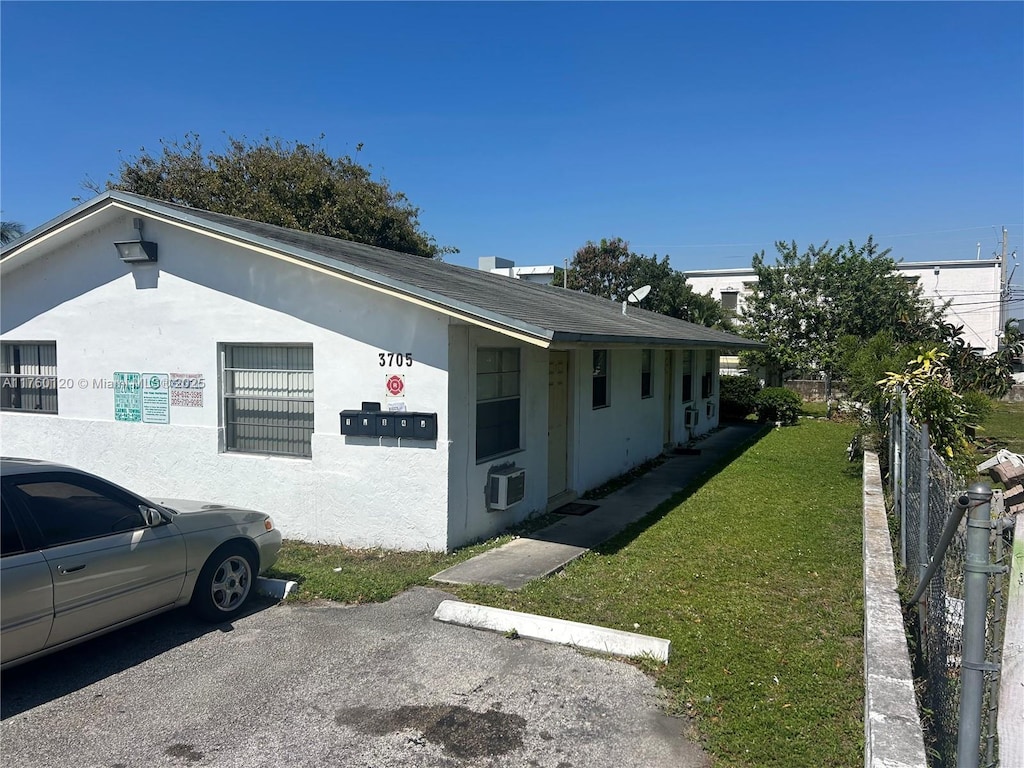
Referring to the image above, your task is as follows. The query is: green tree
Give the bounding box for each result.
[565,237,634,298]
[91,133,452,258]
[742,237,938,395]
[564,238,728,328]
[0,220,24,245]
[933,320,1022,398]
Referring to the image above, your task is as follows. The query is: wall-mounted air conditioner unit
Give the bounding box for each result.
[487,466,526,510]
[684,407,698,429]
[706,400,717,419]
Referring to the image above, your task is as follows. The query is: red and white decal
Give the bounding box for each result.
[386,374,405,397]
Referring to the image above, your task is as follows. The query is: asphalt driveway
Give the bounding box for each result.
[0,587,708,768]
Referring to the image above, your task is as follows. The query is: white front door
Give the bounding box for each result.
[547,351,569,498]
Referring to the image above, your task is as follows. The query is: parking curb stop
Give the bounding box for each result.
[433,600,671,663]
[257,577,297,600]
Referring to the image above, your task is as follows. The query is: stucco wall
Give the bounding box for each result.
[573,348,660,492]
[446,326,551,549]
[1,211,452,550]
[573,347,719,491]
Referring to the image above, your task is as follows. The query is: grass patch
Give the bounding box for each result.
[975,399,1024,455]
[265,537,504,603]
[452,420,863,768]
[799,400,830,418]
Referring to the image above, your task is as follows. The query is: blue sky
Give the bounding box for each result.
[2,2,1022,289]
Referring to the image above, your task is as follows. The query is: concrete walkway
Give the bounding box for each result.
[431,422,765,590]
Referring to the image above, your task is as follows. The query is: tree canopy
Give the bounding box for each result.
[0,221,24,245]
[92,133,451,258]
[563,237,729,328]
[741,237,940,388]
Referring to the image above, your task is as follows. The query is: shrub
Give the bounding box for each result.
[961,389,993,426]
[755,387,803,425]
[720,374,761,420]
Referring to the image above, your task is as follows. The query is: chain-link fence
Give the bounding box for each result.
[886,405,1014,768]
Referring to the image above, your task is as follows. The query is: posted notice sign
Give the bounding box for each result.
[114,372,142,422]
[141,373,170,424]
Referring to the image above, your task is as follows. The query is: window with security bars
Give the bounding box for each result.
[476,348,520,461]
[222,344,313,458]
[2,342,58,413]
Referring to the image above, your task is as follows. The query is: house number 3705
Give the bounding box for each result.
[379,353,413,367]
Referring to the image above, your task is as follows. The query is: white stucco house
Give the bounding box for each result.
[0,192,761,551]
[685,259,1007,354]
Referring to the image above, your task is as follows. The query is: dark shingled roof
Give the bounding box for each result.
[4,191,762,349]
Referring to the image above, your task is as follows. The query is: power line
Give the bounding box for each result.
[877,225,1008,239]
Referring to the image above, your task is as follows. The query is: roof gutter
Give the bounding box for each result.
[549,332,766,349]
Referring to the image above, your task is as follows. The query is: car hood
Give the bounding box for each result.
[153,498,264,516]
[151,498,270,531]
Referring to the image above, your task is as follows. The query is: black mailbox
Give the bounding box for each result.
[394,415,415,438]
[413,413,438,441]
[375,413,396,437]
[356,412,376,436]
[362,401,382,412]
[340,410,361,436]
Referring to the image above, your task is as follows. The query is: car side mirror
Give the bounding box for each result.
[139,505,165,526]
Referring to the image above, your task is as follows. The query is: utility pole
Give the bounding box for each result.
[998,227,1009,345]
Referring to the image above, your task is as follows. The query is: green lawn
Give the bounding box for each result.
[977,399,1024,455]
[267,420,864,767]
[799,400,830,418]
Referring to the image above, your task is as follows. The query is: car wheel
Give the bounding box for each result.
[192,542,255,622]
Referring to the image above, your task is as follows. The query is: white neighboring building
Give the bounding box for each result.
[1,192,760,551]
[685,259,1006,354]
[479,256,558,285]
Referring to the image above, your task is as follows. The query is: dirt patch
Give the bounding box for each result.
[337,704,526,759]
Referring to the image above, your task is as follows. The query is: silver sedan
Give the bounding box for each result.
[0,457,282,670]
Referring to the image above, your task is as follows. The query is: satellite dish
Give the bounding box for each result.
[622,285,652,315]
[628,285,652,303]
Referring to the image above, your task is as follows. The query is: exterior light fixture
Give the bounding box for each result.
[114,218,158,263]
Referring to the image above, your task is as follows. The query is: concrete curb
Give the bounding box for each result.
[433,599,671,663]
[256,577,297,600]
[862,451,927,768]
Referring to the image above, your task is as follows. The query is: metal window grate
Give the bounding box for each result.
[1,342,58,413]
[223,345,313,458]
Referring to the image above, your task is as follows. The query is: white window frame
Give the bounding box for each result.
[476,347,521,462]
[592,349,610,409]
[640,349,653,399]
[680,349,694,404]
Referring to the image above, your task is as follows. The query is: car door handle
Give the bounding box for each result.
[58,564,86,574]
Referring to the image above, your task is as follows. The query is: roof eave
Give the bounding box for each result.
[550,331,765,349]
[9,192,556,347]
